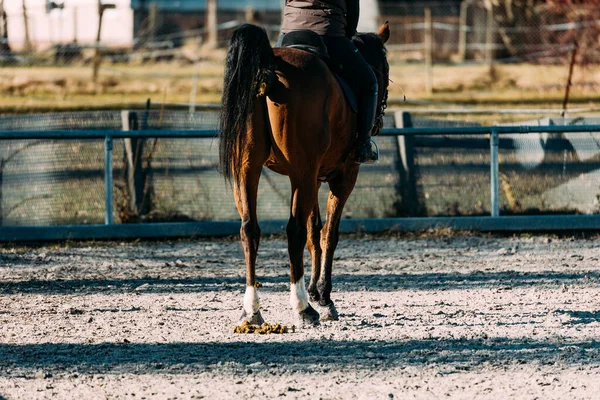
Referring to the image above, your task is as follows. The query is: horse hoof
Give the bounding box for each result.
[239,310,264,325]
[318,302,339,321]
[298,304,320,327]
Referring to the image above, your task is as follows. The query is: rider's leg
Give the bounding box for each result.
[322,36,379,163]
[355,73,378,163]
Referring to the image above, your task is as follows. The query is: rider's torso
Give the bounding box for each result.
[281,0,348,37]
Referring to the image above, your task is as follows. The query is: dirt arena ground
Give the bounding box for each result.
[1,233,600,399]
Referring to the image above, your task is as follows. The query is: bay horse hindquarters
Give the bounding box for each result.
[219,23,391,327]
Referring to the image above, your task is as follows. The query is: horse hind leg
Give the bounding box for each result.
[234,165,265,325]
[287,180,321,327]
[317,166,360,321]
[235,104,270,325]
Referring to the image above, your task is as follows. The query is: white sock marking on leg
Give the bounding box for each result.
[290,275,309,312]
[244,286,260,314]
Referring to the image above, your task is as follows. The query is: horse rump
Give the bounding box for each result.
[219,24,276,182]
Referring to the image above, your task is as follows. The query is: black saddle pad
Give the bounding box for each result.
[278,31,358,113]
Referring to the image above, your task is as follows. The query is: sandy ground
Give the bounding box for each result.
[1,233,600,399]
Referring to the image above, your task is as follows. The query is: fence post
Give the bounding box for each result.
[458,0,468,62]
[21,0,32,51]
[72,6,78,43]
[490,128,499,217]
[424,7,433,96]
[93,0,103,83]
[0,0,11,55]
[394,111,419,216]
[121,110,147,217]
[0,158,4,226]
[93,1,115,84]
[206,0,218,48]
[189,63,200,114]
[104,135,114,225]
[148,3,157,45]
[561,41,578,117]
[485,5,494,67]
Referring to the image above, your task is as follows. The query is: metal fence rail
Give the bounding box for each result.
[1,113,600,241]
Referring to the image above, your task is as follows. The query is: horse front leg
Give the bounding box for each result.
[318,166,360,321]
[287,181,321,327]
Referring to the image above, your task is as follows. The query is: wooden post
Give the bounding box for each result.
[93,0,103,83]
[0,0,11,54]
[206,0,218,48]
[21,0,31,51]
[245,7,259,24]
[394,111,420,217]
[485,5,494,67]
[148,2,157,45]
[121,111,147,217]
[189,62,200,113]
[457,0,468,62]
[73,6,78,43]
[424,7,433,96]
[561,41,578,117]
[0,157,4,226]
[93,1,115,84]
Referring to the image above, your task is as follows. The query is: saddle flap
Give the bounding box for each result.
[335,74,358,114]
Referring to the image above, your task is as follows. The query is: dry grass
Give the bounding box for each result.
[1,59,599,114]
[388,62,600,103]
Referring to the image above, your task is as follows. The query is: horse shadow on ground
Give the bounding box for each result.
[1,337,598,377]
[1,270,599,295]
[554,310,600,325]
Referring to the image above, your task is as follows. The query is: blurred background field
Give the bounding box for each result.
[1,62,599,119]
[1,0,600,227]
[1,0,599,117]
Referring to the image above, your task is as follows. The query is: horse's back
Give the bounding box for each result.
[265,48,355,177]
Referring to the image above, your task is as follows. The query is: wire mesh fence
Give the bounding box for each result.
[2,111,600,227]
[500,117,600,216]
[0,111,405,226]
[1,2,600,230]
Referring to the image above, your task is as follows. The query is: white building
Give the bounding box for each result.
[3,0,378,50]
[4,0,133,50]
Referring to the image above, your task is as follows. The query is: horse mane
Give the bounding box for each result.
[352,32,390,136]
[352,33,387,63]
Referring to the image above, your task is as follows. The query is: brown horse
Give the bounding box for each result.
[219,23,390,327]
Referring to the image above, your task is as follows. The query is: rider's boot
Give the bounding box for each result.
[355,81,379,164]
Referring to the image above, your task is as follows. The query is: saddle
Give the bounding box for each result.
[278,31,358,113]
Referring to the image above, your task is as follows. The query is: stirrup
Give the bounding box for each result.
[355,139,379,165]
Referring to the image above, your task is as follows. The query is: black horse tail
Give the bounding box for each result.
[219,24,275,182]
